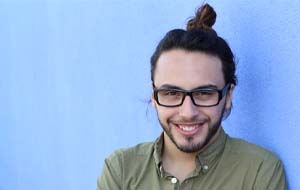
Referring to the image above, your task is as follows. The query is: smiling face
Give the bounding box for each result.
[152,49,234,153]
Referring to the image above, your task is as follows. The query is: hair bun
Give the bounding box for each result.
[186,3,216,31]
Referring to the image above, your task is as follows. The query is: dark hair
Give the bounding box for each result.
[150,4,237,86]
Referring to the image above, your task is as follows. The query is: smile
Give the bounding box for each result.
[179,125,198,131]
[173,122,205,136]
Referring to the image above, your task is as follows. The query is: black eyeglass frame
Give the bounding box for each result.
[153,83,231,107]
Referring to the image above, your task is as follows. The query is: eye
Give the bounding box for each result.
[161,90,181,96]
[193,90,215,97]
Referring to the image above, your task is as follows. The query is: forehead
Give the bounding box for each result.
[154,49,225,89]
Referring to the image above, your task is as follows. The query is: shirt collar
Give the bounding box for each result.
[153,128,227,174]
[153,133,164,170]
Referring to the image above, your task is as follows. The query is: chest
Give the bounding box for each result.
[123,161,257,190]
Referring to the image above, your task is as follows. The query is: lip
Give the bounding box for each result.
[173,122,204,136]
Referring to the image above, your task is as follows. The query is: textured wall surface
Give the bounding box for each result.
[0,0,299,189]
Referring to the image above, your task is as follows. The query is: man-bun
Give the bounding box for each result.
[187,3,216,32]
[151,3,237,89]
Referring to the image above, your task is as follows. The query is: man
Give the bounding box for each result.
[98,4,286,190]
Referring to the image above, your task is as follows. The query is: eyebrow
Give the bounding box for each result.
[157,84,218,90]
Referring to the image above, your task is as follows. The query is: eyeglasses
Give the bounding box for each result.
[153,84,230,107]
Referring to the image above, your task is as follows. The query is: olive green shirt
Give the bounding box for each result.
[98,129,286,190]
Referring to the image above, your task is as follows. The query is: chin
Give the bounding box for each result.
[171,132,207,153]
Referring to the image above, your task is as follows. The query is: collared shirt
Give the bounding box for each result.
[98,128,286,190]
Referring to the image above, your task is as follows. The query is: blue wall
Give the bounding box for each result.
[0,1,299,189]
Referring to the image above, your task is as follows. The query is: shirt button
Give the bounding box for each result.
[203,165,209,170]
[171,177,177,184]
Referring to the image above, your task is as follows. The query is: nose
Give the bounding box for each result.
[178,96,199,120]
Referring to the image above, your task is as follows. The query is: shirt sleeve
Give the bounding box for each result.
[97,152,123,190]
[254,153,287,190]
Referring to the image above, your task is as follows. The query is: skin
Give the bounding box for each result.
[151,49,234,181]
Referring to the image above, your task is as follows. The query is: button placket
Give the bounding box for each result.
[197,156,209,173]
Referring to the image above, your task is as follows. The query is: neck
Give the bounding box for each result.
[161,127,221,182]
[163,135,197,162]
[163,127,221,160]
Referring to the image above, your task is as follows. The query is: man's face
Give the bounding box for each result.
[152,49,233,153]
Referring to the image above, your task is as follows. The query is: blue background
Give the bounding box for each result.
[0,0,299,189]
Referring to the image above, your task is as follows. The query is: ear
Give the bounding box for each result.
[151,94,157,108]
[150,82,158,109]
[225,84,235,110]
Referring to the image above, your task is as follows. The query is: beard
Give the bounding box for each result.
[158,105,225,153]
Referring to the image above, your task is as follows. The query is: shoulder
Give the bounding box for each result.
[98,142,156,189]
[225,135,280,162]
[226,136,287,189]
[223,136,286,189]
[105,141,155,164]
[103,141,157,182]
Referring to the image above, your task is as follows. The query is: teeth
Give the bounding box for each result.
[179,125,197,131]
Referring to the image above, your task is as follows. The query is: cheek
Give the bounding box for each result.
[151,96,156,108]
[156,107,177,121]
[205,104,225,121]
